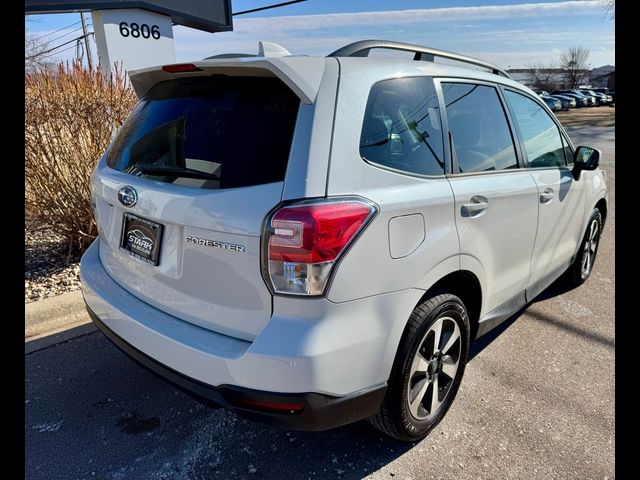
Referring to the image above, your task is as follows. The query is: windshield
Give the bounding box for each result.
[107,76,300,189]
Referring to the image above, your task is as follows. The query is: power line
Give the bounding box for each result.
[25,32,93,60]
[233,0,307,16]
[37,20,82,39]
[46,26,83,45]
[50,44,77,56]
[39,43,78,61]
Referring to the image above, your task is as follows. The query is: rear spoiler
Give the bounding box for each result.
[129,56,327,104]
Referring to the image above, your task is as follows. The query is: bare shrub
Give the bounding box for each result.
[25,62,137,252]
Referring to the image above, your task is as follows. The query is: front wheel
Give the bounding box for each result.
[368,293,470,442]
[566,208,602,286]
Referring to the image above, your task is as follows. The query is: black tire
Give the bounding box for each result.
[368,293,470,442]
[565,208,602,286]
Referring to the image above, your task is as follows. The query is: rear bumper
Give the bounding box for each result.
[80,240,419,430]
[87,306,386,431]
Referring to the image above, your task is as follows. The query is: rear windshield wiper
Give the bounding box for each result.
[133,163,220,181]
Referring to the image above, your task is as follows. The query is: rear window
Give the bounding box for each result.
[107,76,300,189]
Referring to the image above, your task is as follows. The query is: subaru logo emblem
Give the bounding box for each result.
[118,186,138,207]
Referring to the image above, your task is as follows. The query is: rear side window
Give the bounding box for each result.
[360,77,444,176]
[504,90,565,169]
[107,76,300,189]
[441,83,518,173]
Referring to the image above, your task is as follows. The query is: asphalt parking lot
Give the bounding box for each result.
[25,108,615,480]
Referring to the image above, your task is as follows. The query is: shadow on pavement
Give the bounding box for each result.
[469,276,573,360]
[26,273,605,480]
[469,272,615,362]
[26,324,415,480]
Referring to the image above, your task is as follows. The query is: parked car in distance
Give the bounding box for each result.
[580,89,611,105]
[582,86,610,96]
[553,90,589,107]
[600,90,614,104]
[578,92,597,106]
[566,89,597,106]
[541,95,562,111]
[579,90,601,105]
[534,91,567,111]
[80,39,608,442]
[560,93,587,107]
[580,89,608,106]
[550,94,576,110]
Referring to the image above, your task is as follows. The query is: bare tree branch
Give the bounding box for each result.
[25,23,54,73]
[525,61,558,91]
[559,45,590,89]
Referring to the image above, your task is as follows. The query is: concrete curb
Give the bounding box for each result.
[25,290,95,353]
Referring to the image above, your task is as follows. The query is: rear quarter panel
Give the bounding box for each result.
[323,59,461,303]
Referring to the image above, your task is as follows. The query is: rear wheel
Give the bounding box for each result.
[566,209,602,286]
[368,293,470,442]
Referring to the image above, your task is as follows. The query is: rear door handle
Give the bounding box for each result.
[461,196,488,217]
[540,187,554,204]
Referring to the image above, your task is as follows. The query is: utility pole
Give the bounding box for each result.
[80,12,93,70]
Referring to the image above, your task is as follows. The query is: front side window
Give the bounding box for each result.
[441,83,518,173]
[360,77,445,176]
[504,90,566,169]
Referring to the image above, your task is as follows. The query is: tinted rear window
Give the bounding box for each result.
[107,76,300,189]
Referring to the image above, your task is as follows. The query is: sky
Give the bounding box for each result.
[25,0,614,69]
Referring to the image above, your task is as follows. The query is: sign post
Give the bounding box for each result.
[25,1,233,76]
[92,8,175,78]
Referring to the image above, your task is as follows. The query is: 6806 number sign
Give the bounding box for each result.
[119,22,161,40]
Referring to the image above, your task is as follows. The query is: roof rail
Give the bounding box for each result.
[328,40,511,79]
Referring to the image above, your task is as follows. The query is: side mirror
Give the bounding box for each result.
[572,146,600,180]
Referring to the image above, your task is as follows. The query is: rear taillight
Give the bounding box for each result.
[263,198,377,296]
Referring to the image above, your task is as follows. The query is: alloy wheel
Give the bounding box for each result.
[581,218,599,279]
[406,316,462,420]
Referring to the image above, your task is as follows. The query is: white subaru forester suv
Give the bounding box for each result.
[81,40,607,441]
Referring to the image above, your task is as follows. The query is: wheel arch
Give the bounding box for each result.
[381,256,486,387]
[371,267,484,441]
[417,270,483,340]
[595,197,607,228]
